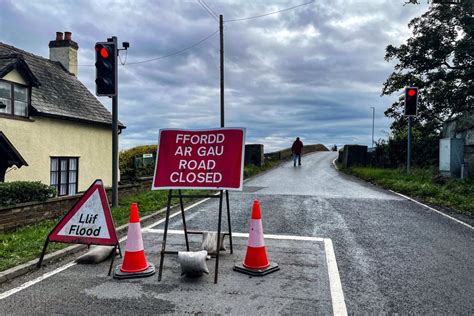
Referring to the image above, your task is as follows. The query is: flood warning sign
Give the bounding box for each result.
[48,180,118,245]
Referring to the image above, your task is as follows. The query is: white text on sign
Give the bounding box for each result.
[171,133,225,184]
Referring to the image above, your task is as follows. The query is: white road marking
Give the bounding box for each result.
[143,228,325,242]
[0,262,77,300]
[0,196,212,300]
[145,196,212,229]
[143,229,346,314]
[1,195,348,315]
[332,158,471,230]
[324,238,348,316]
[389,190,472,230]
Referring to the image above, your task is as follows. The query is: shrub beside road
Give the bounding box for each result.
[342,167,474,216]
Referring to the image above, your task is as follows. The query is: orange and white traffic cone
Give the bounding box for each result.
[234,199,279,276]
[113,203,155,279]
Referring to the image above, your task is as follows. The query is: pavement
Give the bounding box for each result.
[0,151,473,314]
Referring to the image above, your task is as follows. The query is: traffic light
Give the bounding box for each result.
[95,42,117,96]
[404,87,418,116]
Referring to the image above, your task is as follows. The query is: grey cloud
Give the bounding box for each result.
[0,0,429,152]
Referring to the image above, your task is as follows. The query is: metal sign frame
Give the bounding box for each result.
[157,189,233,284]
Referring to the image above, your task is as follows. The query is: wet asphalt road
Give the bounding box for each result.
[1,151,473,314]
[156,151,474,314]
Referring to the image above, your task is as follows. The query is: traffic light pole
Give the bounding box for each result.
[111,36,119,207]
[407,116,412,173]
[112,95,118,207]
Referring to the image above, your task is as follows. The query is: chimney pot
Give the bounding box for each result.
[49,31,78,76]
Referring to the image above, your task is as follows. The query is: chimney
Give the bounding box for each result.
[48,31,79,76]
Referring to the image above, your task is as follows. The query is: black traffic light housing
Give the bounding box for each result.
[404,87,418,116]
[95,42,117,96]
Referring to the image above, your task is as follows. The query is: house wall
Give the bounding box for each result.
[1,115,114,191]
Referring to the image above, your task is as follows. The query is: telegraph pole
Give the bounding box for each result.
[220,15,224,128]
[370,107,375,148]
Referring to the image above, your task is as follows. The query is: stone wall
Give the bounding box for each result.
[341,145,368,168]
[0,178,152,232]
[245,144,264,167]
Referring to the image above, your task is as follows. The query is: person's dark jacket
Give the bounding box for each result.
[291,139,303,155]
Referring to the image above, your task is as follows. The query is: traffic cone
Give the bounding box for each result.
[113,203,155,279]
[234,199,279,276]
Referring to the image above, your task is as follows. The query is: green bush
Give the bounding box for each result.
[119,145,157,180]
[0,181,56,207]
[371,133,439,168]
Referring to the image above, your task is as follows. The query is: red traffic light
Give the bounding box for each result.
[407,89,416,97]
[95,44,110,58]
[100,47,109,58]
[95,41,116,96]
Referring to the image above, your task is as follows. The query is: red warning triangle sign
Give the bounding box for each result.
[48,179,118,246]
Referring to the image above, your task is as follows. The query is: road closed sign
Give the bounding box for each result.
[152,128,245,190]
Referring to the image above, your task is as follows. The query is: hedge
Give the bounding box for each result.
[0,181,56,207]
[119,144,157,180]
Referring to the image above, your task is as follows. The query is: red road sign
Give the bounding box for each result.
[48,179,118,245]
[152,128,245,190]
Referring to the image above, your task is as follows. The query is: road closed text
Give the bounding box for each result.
[153,128,245,190]
[170,134,225,184]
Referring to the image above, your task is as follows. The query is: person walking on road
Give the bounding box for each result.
[291,137,303,167]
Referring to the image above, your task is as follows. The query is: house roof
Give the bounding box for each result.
[0,42,124,128]
[0,132,28,168]
[0,54,40,87]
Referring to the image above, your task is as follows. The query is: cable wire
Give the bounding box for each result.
[198,0,219,22]
[224,0,314,22]
[124,29,218,65]
[118,49,128,65]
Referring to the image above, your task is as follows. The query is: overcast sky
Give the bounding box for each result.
[0,0,430,152]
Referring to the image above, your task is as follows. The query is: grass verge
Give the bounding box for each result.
[341,166,474,216]
[0,161,283,272]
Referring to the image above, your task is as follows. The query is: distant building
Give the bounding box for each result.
[442,113,474,178]
[0,32,125,196]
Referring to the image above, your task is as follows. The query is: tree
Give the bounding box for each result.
[382,1,473,138]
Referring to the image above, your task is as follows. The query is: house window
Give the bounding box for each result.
[51,157,78,196]
[0,80,29,117]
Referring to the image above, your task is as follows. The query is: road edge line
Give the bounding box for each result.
[389,190,473,230]
[0,262,77,300]
[324,238,348,316]
[0,195,214,298]
[332,160,472,230]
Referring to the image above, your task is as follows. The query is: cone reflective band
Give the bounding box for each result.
[113,203,155,279]
[234,199,279,276]
[243,200,269,269]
